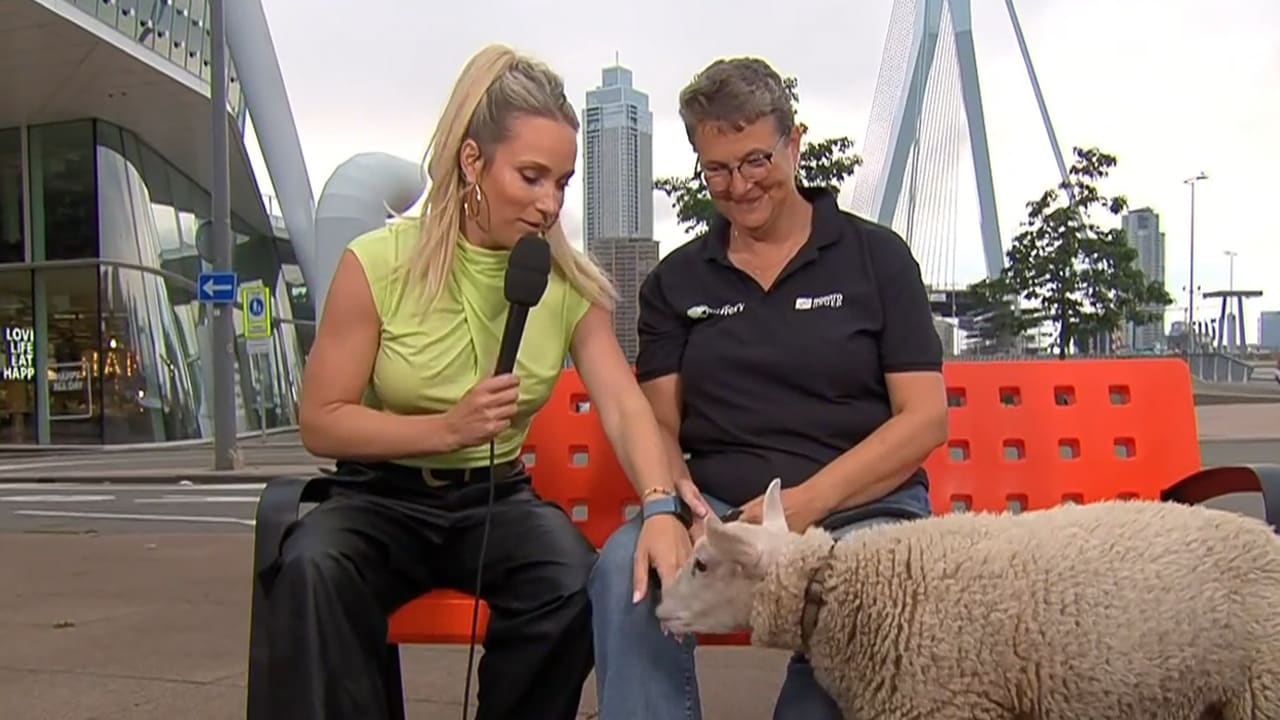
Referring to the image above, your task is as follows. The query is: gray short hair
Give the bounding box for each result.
[677,57,796,145]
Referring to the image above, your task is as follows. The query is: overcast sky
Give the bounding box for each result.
[247,0,1279,334]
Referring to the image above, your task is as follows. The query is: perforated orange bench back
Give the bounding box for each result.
[387,358,1203,644]
[517,377,641,547]
[924,358,1202,513]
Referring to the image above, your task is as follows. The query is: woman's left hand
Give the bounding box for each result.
[736,483,830,532]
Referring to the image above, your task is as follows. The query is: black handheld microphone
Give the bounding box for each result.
[493,233,552,374]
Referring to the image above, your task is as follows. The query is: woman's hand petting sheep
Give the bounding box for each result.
[632,514,692,605]
[737,483,830,532]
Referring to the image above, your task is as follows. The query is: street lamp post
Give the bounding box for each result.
[1184,172,1208,353]
[1223,249,1237,291]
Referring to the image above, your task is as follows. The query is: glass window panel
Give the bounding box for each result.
[100,264,206,442]
[167,166,204,251]
[116,0,139,37]
[139,143,181,254]
[97,0,119,25]
[39,267,102,444]
[0,268,35,444]
[152,0,173,63]
[168,0,192,64]
[199,25,212,82]
[135,0,158,48]
[0,128,23,263]
[96,119,177,267]
[186,0,206,73]
[28,121,97,260]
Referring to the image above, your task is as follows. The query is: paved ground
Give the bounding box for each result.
[0,531,793,720]
[1,403,1276,719]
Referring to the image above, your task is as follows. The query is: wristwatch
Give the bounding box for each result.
[642,493,692,529]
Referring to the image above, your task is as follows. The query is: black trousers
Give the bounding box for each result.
[259,460,597,719]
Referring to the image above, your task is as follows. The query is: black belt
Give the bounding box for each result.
[418,460,521,487]
[327,459,523,488]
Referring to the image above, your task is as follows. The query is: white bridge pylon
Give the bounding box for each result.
[850,0,1070,286]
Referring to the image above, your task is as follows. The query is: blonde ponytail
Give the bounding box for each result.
[406,44,617,314]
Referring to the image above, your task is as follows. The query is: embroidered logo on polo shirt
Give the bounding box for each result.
[794,292,844,311]
[686,302,745,320]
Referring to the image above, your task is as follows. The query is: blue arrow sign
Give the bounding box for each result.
[248,296,265,317]
[197,271,237,303]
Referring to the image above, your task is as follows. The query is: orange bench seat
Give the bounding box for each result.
[386,358,1208,646]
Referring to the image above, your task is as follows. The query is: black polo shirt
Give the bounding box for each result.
[635,186,942,515]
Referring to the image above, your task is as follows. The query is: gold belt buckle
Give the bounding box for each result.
[421,467,448,487]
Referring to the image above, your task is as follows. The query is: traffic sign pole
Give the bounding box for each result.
[210,0,239,471]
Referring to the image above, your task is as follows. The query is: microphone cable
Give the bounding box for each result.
[461,437,498,720]
[460,229,547,719]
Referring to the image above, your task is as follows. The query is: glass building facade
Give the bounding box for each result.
[0,121,313,445]
[65,0,248,127]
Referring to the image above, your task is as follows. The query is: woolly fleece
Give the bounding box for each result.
[749,499,1280,720]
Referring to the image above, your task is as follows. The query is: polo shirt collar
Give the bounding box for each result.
[701,185,843,266]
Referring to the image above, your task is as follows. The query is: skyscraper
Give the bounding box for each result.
[1121,207,1167,351]
[582,63,654,246]
[581,62,658,363]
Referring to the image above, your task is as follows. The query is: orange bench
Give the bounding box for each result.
[245,358,1280,718]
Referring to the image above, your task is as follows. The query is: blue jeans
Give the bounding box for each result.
[588,493,888,720]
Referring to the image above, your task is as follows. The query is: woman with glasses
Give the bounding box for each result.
[587,56,950,719]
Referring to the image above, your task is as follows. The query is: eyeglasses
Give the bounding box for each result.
[696,135,787,192]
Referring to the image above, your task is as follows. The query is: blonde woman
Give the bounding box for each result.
[266,45,695,719]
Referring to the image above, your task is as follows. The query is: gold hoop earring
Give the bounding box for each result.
[462,183,482,219]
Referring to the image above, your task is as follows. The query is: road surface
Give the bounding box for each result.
[1,438,1275,534]
[0,482,262,533]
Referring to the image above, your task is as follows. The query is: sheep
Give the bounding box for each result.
[654,478,1280,720]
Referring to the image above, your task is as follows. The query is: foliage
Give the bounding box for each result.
[967,147,1174,358]
[653,77,863,237]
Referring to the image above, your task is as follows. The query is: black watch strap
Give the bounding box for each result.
[641,494,692,528]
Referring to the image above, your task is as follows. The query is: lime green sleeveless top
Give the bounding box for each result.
[347,218,591,468]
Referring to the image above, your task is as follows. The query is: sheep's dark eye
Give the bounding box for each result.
[693,558,707,574]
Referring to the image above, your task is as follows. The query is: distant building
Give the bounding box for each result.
[582,63,656,363]
[933,316,958,357]
[582,63,654,248]
[589,238,659,364]
[1121,207,1166,350]
[1260,311,1280,350]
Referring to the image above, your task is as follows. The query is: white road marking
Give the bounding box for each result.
[0,495,115,503]
[12,510,255,526]
[0,483,266,491]
[134,496,258,504]
[158,484,267,491]
[0,458,149,471]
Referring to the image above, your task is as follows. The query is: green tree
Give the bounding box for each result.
[968,147,1174,359]
[654,77,863,237]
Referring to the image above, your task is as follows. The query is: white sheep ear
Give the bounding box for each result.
[762,477,787,532]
